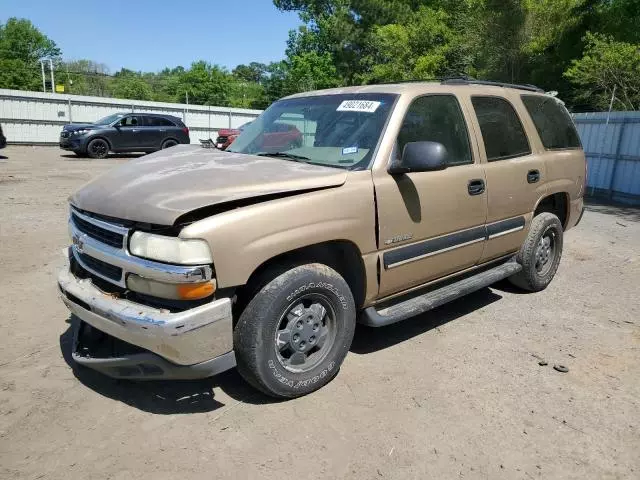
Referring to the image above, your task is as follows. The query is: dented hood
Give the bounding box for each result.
[70,145,348,225]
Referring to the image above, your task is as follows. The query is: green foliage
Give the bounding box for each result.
[175,61,232,105]
[0,58,43,90]
[233,62,268,83]
[61,60,111,96]
[285,51,341,93]
[0,18,60,63]
[3,4,640,111]
[564,33,640,110]
[111,71,154,101]
[359,7,453,83]
[276,0,640,110]
[0,17,60,90]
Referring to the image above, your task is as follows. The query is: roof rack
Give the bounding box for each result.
[440,77,544,93]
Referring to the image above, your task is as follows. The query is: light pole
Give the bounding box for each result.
[49,59,55,93]
[40,60,46,92]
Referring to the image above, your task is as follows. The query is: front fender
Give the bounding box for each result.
[180,171,377,288]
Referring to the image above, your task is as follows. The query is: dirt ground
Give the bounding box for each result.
[0,146,639,480]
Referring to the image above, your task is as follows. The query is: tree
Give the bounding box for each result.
[0,17,61,90]
[285,51,341,93]
[228,81,267,109]
[176,61,233,105]
[112,70,154,100]
[358,7,454,83]
[0,18,60,63]
[564,32,640,110]
[61,60,111,96]
[233,62,268,83]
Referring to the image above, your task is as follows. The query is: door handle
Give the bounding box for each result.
[527,169,540,183]
[468,179,485,196]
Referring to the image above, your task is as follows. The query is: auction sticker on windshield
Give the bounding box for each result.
[337,100,381,113]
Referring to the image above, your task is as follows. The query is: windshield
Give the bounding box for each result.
[94,113,125,125]
[228,93,397,170]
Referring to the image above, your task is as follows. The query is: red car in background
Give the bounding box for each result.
[215,123,247,150]
[216,121,303,151]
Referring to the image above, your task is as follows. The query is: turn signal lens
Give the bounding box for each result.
[127,274,216,300]
[177,282,216,300]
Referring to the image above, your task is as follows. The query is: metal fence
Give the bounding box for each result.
[2,88,639,205]
[574,111,640,205]
[0,88,262,145]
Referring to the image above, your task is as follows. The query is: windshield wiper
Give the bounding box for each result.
[256,152,312,162]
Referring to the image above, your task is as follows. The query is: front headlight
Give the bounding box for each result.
[72,129,90,135]
[129,231,213,265]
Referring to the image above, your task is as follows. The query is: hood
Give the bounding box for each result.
[70,144,348,225]
[63,123,96,132]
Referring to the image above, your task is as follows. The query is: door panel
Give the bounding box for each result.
[373,94,487,298]
[465,94,547,262]
[374,166,487,296]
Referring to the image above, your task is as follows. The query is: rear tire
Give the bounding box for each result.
[86,138,109,159]
[161,139,178,149]
[234,263,356,399]
[509,212,563,292]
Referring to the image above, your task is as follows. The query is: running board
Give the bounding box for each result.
[360,262,522,327]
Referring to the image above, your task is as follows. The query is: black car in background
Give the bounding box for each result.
[60,113,190,158]
[0,124,6,149]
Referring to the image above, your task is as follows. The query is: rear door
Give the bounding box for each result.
[465,94,547,263]
[142,115,172,149]
[373,94,488,297]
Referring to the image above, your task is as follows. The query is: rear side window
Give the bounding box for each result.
[521,95,581,149]
[471,96,531,161]
[397,95,472,166]
[145,116,175,127]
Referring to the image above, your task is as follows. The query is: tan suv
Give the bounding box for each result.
[58,79,586,398]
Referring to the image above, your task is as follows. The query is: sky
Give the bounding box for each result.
[0,0,302,73]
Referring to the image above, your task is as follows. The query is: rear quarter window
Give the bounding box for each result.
[521,95,582,150]
[146,116,175,127]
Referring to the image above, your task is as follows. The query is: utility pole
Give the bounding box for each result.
[40,60,46,92]
[49,59,55,93]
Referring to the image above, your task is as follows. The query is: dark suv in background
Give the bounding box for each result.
[0,124,6,149]
[60,113,190,158]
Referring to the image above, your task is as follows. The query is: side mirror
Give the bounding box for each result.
[389,141,448,174]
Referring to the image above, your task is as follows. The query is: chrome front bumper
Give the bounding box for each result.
[58,266,234,372]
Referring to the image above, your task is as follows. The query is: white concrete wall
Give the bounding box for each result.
[0,89,262,144]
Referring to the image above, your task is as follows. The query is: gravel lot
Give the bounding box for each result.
[1,146,639,480]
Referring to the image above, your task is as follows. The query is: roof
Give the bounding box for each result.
[116,112,182,120]
[282,80,547,100]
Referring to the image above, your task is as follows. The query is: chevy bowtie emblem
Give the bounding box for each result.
[72,235,84,253]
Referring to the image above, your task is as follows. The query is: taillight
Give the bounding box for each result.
[182,127,189,135]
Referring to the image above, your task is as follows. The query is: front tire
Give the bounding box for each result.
[86,138,109,159]
[509,212,563,292]
[234,264,356,398]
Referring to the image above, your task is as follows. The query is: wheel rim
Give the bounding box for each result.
[274,293,337,373]
[534,228,556,276]
[90,141,107,156]
[163,140,177,149]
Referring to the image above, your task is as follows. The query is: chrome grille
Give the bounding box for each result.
[61,131,70,138]
[76,251,123,281]
[68,207,212,289]
[72,212,125,248]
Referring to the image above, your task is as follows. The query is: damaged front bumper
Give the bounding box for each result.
[58,267,236,380]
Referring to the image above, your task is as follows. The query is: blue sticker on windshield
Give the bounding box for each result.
[342,146,358,155]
